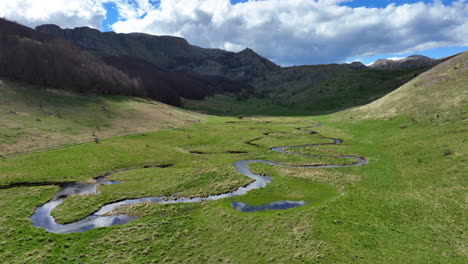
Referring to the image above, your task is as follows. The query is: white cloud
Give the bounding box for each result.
[110,0,468,65]
[107,0,155,20]
[386,57,405,61]
[0,0,467,65]
[0,0,106,29]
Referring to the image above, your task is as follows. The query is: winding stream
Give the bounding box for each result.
[25,124,367,233]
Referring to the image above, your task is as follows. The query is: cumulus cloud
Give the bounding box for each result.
[0,0,106,29]
[0,0,467,65]
[111,0,468,65]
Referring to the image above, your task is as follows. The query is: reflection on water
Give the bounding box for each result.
[231,200,305,212]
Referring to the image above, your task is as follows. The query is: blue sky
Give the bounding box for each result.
[339,0,459,8]
[2,0,467,66]
[229,0,460,8]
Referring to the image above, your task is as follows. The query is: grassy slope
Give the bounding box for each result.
[183,67,428,116]
[287,67,428,113]
[0,80,204,156]
[345,51,468,120]
[182,94,311,116]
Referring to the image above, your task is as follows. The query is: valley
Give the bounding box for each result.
[0,14,466,264]
[1,110,465,263]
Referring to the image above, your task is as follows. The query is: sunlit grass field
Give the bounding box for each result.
[1,51,466,263]
[0,111,465,263]
[0,80,203,156]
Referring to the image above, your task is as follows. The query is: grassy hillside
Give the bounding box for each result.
[183,67,428,116]
[0,80,204,156]
[346,51,468,120]
[182,94,311,116]
[286,67,429,113]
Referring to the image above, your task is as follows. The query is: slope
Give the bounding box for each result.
[0,18,253,106]
[347,51,468,120]
[183,65,430,116]
[285,67,430,114]
[35,24,280,82]
[0,80,204,156]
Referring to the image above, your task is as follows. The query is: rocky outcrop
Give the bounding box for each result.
[369,55,437,70]
[35,24,280,82]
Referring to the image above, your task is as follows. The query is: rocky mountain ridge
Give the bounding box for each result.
[369,55,437,70]
[35,24,280,82]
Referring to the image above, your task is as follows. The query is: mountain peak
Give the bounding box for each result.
[348,61,367,70]
[35,24,64,36]
[239,48,257,55]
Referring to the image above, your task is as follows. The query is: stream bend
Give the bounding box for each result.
[29,124,366,233]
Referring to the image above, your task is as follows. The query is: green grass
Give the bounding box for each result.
[183,67,427,117]
[182,94,310,116]
[0,111,466,263]
[286,68,428,113]
[0,79,203,156]
[346,51,468,120]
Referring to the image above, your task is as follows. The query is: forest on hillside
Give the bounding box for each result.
[0,18,252,106]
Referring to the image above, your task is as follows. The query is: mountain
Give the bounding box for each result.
[349,51,468,119]
[35,24,280,82]
[102,55,253,103]
[0,19,143,99]
[369,55,437,70]
[5,20,450,116]
[35,24,366,98]
[0,18,252,106]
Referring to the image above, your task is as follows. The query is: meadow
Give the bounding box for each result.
[1,52,466,263]
[0,111,465,263]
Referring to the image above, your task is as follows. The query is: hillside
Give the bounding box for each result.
[34,22,455,117]
[347,51,468,120]
[183,66,430,115]
[0,18,252,106]
[35,24,369,100]
[0,80,204,156]
[284,67,430,113]
[35,24,280,82]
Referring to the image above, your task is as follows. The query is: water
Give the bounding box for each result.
[231,200,306,212]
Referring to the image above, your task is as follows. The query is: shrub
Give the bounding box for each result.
[442,149,453,156]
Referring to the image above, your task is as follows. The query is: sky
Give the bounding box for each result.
[0,0,467,66]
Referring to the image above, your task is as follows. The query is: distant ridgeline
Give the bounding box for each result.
[0,18,443,108]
